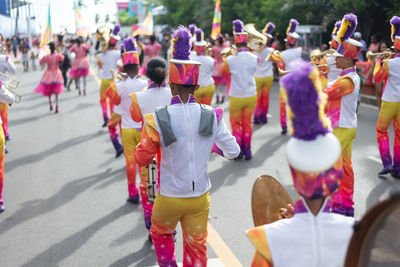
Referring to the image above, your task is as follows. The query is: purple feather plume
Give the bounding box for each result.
[280,59,330,141]
[266,22,275,34]
[288,19,299,33]
[233,19,244,33]
[342,13,357,40]
[189,24,197,35]
[112,24,121,35]
[172,25,191,60]
[195,28,203,42]
[391,16,400,40]
[332,20,341,38]
[120,44,125,54]
[123,37,136,52]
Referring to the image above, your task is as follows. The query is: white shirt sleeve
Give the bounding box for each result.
[214,118,240,159]
[0,87,15,104]
[6,59,16,75]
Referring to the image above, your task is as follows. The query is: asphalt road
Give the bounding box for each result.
[1,61,400,267]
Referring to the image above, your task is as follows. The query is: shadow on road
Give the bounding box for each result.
[209,135,287,193]
[109,240,156,267]
[21,203,135,267]
[5,131,104,172]
[0,168,124,237]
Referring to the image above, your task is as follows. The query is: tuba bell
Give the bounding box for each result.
[0,72,21,103]
[221,45,237,59]
[244,24,267,52]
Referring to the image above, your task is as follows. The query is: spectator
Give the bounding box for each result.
[354,32,367,61]
[11,37,18,58]
[140,35,162,75]
[368,34,380,53]
[161,33,171,60]
[19,38,30,72]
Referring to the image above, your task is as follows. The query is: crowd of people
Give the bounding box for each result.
[0,12,399,267]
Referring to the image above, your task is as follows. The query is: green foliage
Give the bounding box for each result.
[159,0,397,42]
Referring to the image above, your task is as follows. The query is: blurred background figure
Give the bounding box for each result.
[354,32,367,61]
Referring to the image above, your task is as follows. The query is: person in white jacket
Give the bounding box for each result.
[135,26,240,267]
[247,60,355,267]
[0,80,16,212]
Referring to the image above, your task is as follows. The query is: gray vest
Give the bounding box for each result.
[155,104,215,147]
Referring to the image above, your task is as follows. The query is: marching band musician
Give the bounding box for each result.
[253,22,275,125]
[129,57,172,232]
[191,28,215,105]
[324,13,362,217]
[222,19,257,160]
[374,16,400,178]
[247,59,355,267]
[0,40,16,145]
[117,37,148,203]
[0,80,16,212]
[135,26,240,267]
[274,19,302,135]
[96,24,121,127]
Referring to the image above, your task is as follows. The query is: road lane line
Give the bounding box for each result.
[367,155,381,163]
[207,223,243,267]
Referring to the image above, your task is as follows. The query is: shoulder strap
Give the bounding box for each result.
[155,106,177,147]
[199,104,214,136]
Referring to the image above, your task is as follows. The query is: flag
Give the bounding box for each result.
[40,4,53,47]
[211,0,221,40]
[132,4,153,36]
[74,1,91,36]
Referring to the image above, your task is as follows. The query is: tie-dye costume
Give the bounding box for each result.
[104,84,123,156]
[135,95,240,267]
[0,81,15,212]
[253,47,274,124]
[324,68,360,216]
[130,82,172,230]
[247,199,355,267]
[117,75,147,201]
[97,49,121,125]
[0,55,16,141]
[248,59,355,267]
[224,48,257,159]
[373,15,400,176]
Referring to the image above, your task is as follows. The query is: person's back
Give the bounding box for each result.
[227,50,257,97]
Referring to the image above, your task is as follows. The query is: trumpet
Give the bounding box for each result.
[0,72,21,103]
[320,48,336,57]
[110,69,127,82]
[366,51,395,61]
[221,45,237,59]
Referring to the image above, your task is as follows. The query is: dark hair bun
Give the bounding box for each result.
[146,57,167,87]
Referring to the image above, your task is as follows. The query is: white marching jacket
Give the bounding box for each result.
[382,57,400,102]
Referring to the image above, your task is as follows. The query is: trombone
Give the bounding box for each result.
[0,72,21,103]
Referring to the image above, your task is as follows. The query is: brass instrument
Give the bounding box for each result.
[244,24,267,52]
[0,72,21,103]
[110,69,127,82]
[221,45,237,59]
[95,25,112,53]
[265,50,282,62]
[320,48,336,57]
[278,68,290,76]
[205,42,213,57]
[310,49,322,65]
[366,51,395,61]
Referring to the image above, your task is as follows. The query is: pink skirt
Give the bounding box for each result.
[213,75,229,85]
[34,82,63,96]
[69,68,90,78]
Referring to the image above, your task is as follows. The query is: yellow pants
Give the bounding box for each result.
[194,84,215,106]
[151,191,210,266]
[332,127,357,215]
[121,128,141,197]
[100,79,113,120]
